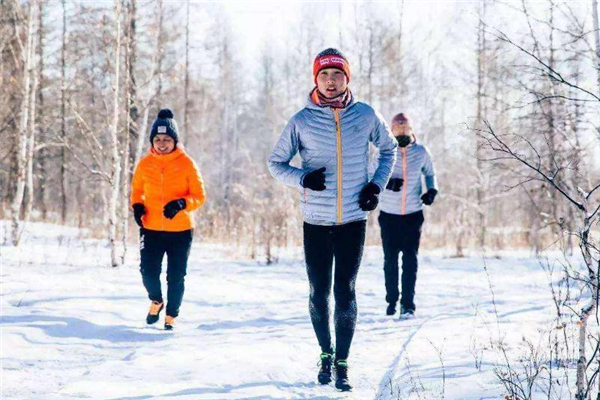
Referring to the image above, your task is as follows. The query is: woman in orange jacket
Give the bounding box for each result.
[131,109,206,330]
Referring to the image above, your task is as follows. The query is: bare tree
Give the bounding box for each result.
[183,0,190,142]
[476,119,599,399]
[121,0,138,262]
[133,0,165,167]
[475,0,489,248]
[59,0,68,223]
[593,0,600,98]
[475,21,600,397]
[35,0,48,220]
[108,0,122,267]
[11,0,37,245]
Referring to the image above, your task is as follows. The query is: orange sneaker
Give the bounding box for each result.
[165,315,176,331]
[146,301,164,324]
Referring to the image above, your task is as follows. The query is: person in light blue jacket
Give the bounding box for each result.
[378,113,438,319]
[268,48,397,391]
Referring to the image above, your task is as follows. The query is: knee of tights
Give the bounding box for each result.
[334,288,356,304]
[333,297,356,313]
[310,291,330,304]
[167,273,186,283]
[140,266,161,274]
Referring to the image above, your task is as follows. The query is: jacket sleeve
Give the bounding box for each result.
[185,159,206,211]
[369,110,398,191]
[267,117,305,189]
[422,146,438,191]
[130,161,145,206]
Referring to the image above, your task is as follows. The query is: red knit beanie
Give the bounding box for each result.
[391,113,410,125]
[313,48,351,84]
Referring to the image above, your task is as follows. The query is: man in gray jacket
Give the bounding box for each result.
[378,113,438,319]
[268,48,396,391]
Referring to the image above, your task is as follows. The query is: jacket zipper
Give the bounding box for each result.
[401,147,407,215]
[161,166,165,231]
[334,109,343,224]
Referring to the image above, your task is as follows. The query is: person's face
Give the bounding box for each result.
[392,120,411,137]
[316,68,348,99]
[153,134,175,154]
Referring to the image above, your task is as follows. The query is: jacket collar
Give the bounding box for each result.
[149,144,185,162]
[305,89,357,113]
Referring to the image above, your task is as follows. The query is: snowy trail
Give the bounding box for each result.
[375,311,442,399]
[2,224,558,399]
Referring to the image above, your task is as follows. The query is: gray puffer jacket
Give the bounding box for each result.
[379,141,437,216]
[268,95,397,226]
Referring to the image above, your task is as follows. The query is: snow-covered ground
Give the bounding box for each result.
[1,222,574,399]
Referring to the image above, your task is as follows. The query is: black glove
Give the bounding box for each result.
[358,182,381,211]
[132,203,146,228]
[421,189,438,206]
[302,167,326,191]
[163,198,186,219]
[386,178,403,192]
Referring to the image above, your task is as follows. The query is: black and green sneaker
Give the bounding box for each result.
[317,352,333,384]
[334,359,352,391]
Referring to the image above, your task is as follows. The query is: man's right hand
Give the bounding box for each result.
[302,167,327,191]
[386,178,403,192]
[132,203,146,228]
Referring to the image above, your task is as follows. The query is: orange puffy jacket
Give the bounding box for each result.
[131,145,206,232]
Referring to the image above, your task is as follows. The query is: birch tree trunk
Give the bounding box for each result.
[11,0,36,246]
[546,2,559,235]
[135,107,150,165]
[121,0,138,263]
[60,0,67,223]
[475,0,487,248]
[183,0,190,143]
[23,0,40,222]
[127,0,138,163]
[23,70,38,223]
[156,0,163,96]
[593,0,600,143]
[593,0,600,95]
[576,208,595,400]
[109,0,122,267]
[36,0,48,220]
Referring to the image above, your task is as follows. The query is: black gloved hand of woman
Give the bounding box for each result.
[420,189,438,206]
[358,182,381,211]
[163,199,186,219]
[302,167,327,191]
[132,203,146,227]
[385,178,403,192]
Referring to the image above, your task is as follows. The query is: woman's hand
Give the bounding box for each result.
[132,203,146,227]
[163,199,187,219]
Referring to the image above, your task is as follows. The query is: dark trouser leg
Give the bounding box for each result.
[304,222,335,355]
[400,211,424,311]
[140,229,166,303]
[332,220,366,360]
[165,230,193,318]
[379,212,401,305]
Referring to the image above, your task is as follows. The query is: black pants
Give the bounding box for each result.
[378,210,424,311]
[303,220,366,360]
[139,228,193,318]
